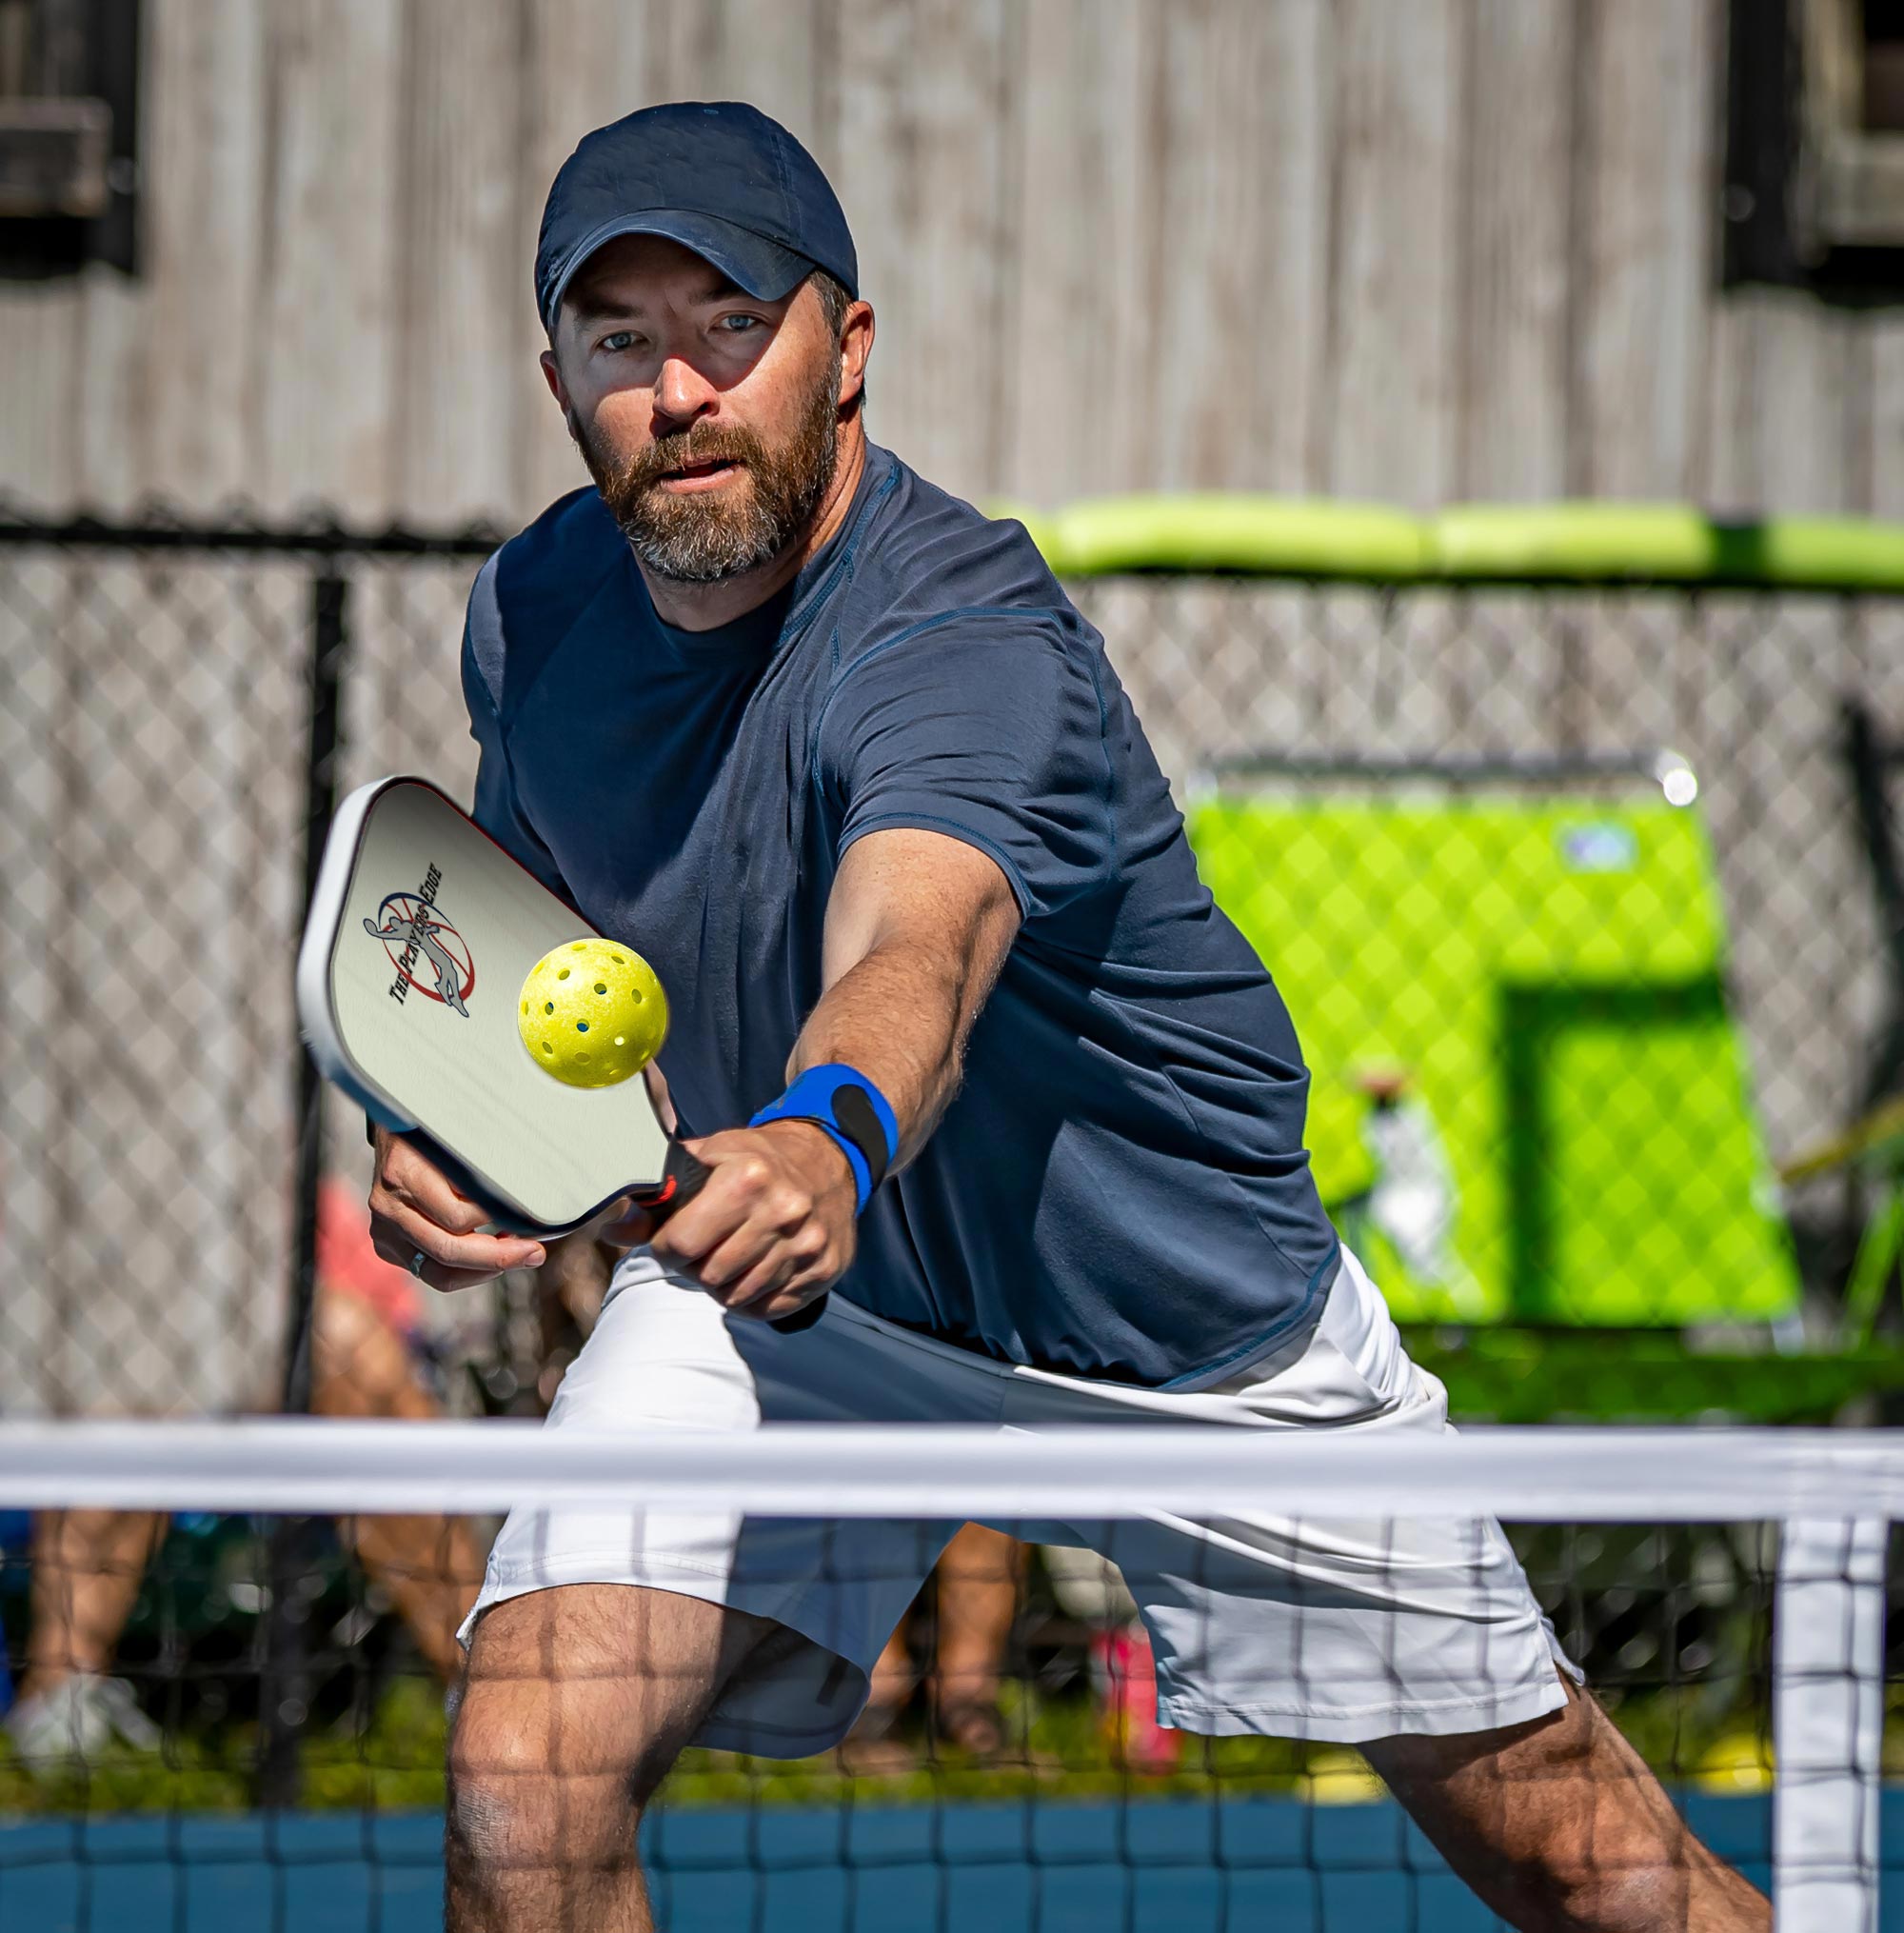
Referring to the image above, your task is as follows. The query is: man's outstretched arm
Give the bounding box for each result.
[642,827,1021,1321]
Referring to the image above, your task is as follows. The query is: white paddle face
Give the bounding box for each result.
[302,777,670,1230]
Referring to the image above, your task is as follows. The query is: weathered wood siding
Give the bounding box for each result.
[0,0,1893,524]
[4,0,1900,1417]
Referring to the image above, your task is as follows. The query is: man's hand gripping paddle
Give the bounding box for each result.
[296,776,825,1331]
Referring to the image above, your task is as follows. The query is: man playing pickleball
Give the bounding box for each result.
[368,103,1766,1932]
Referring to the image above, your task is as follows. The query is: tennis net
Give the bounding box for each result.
[0,1421,1894,1931]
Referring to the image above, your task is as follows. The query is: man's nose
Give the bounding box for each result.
[653,355,721,431]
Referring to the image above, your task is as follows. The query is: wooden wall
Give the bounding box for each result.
[10,0,1901,1417]
[0,0,1895,528]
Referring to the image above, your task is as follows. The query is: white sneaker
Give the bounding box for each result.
[5,1674,162,1771]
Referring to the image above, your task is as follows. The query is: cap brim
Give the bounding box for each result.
[543,211,814,329]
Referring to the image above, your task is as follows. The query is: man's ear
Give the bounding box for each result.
[838,300,874,411]
[541,348,570,409]
[541,349,581,446]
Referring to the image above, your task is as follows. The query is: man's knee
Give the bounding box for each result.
[445,1584,752,1888]
[446,1669,679,1885]
[1536,1857,1699,1933]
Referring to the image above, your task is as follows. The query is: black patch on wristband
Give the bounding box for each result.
[832,1085,891,1191]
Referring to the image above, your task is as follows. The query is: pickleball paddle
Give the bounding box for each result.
[296,775,826,1331]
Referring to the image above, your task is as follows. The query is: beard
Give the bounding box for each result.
[576,349,843,584]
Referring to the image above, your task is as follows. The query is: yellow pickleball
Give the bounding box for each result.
[517,938,668,1088]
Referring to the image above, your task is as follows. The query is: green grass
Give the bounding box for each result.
[0,1674,451,1817]
[0,1670,1834,1818]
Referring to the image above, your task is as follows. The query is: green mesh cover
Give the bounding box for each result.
[1188,789,1799,1326]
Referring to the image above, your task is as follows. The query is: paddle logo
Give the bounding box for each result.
[364,863,475,1015]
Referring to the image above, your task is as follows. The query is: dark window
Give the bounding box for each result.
[1865,0,1904,129]
[1725,0,1904,292]
[0,0,140,278]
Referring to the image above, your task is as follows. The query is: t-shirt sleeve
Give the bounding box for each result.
[460,618,573,901]
[818,615,1115,920]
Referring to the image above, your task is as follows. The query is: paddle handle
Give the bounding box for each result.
[636,1139,714,1217]
[639,1143,830,1337]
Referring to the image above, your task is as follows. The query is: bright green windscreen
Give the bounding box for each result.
[1188,789,1798,1326]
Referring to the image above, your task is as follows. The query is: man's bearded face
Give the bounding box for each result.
[576,337,843,584]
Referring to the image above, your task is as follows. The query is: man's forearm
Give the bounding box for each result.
[786,934,1003,1169]
[644,830,1017,1319]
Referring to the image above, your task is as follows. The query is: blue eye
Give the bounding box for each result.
[719,314,760,333]
[600,331,641,353]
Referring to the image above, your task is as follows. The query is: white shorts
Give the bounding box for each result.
[464,1245,1573,1754]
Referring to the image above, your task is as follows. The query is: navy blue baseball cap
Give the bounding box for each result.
[535,101,858,334]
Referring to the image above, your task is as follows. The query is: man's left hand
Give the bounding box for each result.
[602,1119,857,1322]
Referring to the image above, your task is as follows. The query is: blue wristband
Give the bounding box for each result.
[749,1064,900,1215]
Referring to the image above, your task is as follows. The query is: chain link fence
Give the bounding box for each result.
[5,506,1904,1837]
[0,523,487,1423]
[2,514,1902,1422]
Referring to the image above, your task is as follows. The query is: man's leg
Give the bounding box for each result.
[7,1507,167,1768]
[20,1506,166,1692]
[929,1524,1020,1754]
[1005,1247,1768,1930]
[1364,1672,1769,1933]
[838,1615,922,1775]
[446,1582,777,1933]
[310,1287,485,1681]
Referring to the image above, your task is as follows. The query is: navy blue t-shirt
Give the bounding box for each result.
[462,443,1340,1387]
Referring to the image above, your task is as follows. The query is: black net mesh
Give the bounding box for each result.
[3,1487,1889,1924]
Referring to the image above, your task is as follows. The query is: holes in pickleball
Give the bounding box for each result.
[540,1042,552,1055]
[614,1035,626,1046]
[594,983,607,995]
[557,967,570,980]
[543,1002,554,1014]
[570,943,586,952]
[576,1021,589,1032]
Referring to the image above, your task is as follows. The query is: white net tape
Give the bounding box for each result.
[1,1419,1899,1520]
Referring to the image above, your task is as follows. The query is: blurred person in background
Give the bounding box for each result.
[4,1181,487,1769]
[301,1177,489,1684]
[5,1506,166,1767]
[1041,1546,1180,1775]
[843,1523,1022,1770]
[852,1536,1189,1776]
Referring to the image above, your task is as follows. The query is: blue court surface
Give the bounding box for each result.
[0,1792,1827,1930]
